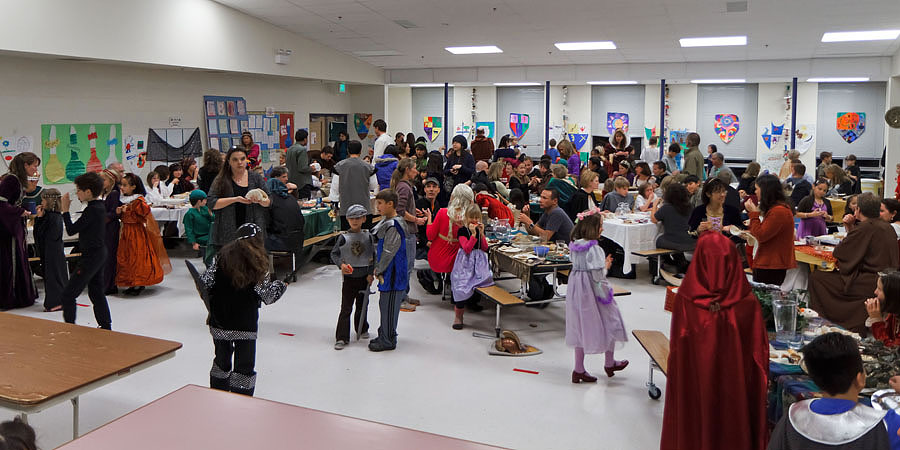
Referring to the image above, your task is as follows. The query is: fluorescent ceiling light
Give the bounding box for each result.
[587,81,638,85]
[408,83,454,87]
[690,79,746,84]
[807,77,870,83]
[822,30,900,42]
[679,36,747,47]
[352,50,402,57]
[554,41,616,51]
[493,82,542,86]
[445,46,503,54]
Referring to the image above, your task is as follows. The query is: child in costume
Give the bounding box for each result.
[567,209,628,383]
[368,189,409,352]
[330,204,375,350]
[116,173,171,296]
[201,223,286,396]
[865,270,900,347]
[449,204,494,330]
[59,173,111,328]
[34,188,67,312]
[0,174,37,310]
[100,169,122,295]
[769,332,900,449]
[183,190,213,252]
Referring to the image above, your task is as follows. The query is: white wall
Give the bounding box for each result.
[667,84,698,132]
[2,0,383,85]
[387,87,412,140]
[756,82,817,173]
[348,85,386,148]
[887,77,900,196]
[547,85,591,152]
[0,55,384,203]
[644,84,662,138]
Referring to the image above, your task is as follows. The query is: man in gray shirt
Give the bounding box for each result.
[286,129,312,199]
[707,152,737,185]
[517,188,574,242]
[332,140,377,229]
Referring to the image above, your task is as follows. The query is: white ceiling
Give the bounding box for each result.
[214,0,900,70]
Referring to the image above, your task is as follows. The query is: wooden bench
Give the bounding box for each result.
[632,330,670,400]
[631,249,678,285]
[476,285,526,337]
[557,270,631,296]
[28,253,82,278]
[269,231,342,283]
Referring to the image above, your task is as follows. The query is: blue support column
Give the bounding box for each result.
[660,79,666,160]
[790,77,798,150]
[444,82,449,150]
[545,81,550,155]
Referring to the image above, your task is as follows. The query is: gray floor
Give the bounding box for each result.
[4,251,671,450]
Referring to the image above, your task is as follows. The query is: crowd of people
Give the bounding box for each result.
[6,119,900,448]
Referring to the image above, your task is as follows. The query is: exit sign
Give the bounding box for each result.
[339,83,346,93]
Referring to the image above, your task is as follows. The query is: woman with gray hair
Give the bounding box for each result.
[426,184,474,276]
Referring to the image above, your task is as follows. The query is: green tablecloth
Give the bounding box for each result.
[302,208,335,238]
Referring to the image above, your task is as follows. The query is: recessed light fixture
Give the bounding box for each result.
[822,30,900,42]
[679,36,747,47]
[690,79,746,84]
[408,83,454,87]
[806,77,870,83]
[445,46,503,54]
[554,41,616,51]
[352,50,402,57]
[493,82,542,86]
[587,81,638,85]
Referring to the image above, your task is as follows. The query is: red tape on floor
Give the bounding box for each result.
[279,332,295,336]
[76,303,90,307]
[513,368,539,374]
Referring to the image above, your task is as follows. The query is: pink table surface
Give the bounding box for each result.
[57,385,506,450]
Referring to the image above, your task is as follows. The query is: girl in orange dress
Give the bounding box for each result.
[115,173,171,295]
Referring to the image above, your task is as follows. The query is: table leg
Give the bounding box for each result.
[72,396,79,439]
[495,305,501,338]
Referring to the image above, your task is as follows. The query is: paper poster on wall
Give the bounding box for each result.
[566,124,588,151]
[606,112,629,134]
[206,101,216,117]
[794,124,815,154]
[455,124,471,137]
[714,114,740,144]
[760,123,786,150]
[354,113,373,140]
[424,116,443,142]
[509,113,529,139]
[644,127,657,142]
[0,136,33,167]
[123,135,146,172]
[475,121,495,138]
[669,129,690,150]
[41,124,123,184]
[760,153,784,176]
[836,112,866,143]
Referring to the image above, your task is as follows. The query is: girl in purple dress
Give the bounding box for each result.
[567,209,628,383]
[796,179,833,240]
[449,205,493,330]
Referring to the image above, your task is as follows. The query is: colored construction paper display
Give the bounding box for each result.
[204,95,249,151]
[424,116,443,142]
[147,128,202,162]
[123,135,145,172]
[606,112,629,134]
[669,129,690,150]
[761,123,786,150]
[0,136,33,167]
[41,124,122,184]
[455,124,471,137]
[795,124,816,154]
[566,124,588,151]
[644,127,657,142]
[475,121,495,138]
[354,113,373,140]
[714,114,740,144]
[509,113,530,139]
[836,112,866,143]
[247,111,295,155]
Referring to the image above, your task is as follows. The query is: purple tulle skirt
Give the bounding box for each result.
[450,249,494,302]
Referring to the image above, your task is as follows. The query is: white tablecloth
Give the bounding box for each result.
[601,219,661,274]
[151,207,189,237]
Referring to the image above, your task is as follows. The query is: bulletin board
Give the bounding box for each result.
[203,95,249,151]
[246,111,295,151]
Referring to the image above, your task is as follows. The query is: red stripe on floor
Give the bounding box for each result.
[279,332,295,336]
[76,303,90,307]
[513,368,539,375]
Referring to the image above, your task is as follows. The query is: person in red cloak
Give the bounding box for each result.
[661,231,768,450]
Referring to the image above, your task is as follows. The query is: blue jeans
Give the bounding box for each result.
[376,290,405,346]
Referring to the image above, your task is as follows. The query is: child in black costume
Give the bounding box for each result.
[201,223,286,396]
[34,188,67,312]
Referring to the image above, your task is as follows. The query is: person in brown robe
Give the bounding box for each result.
[810,193,900,333]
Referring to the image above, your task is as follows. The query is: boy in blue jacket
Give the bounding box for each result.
[368,189,408,352]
